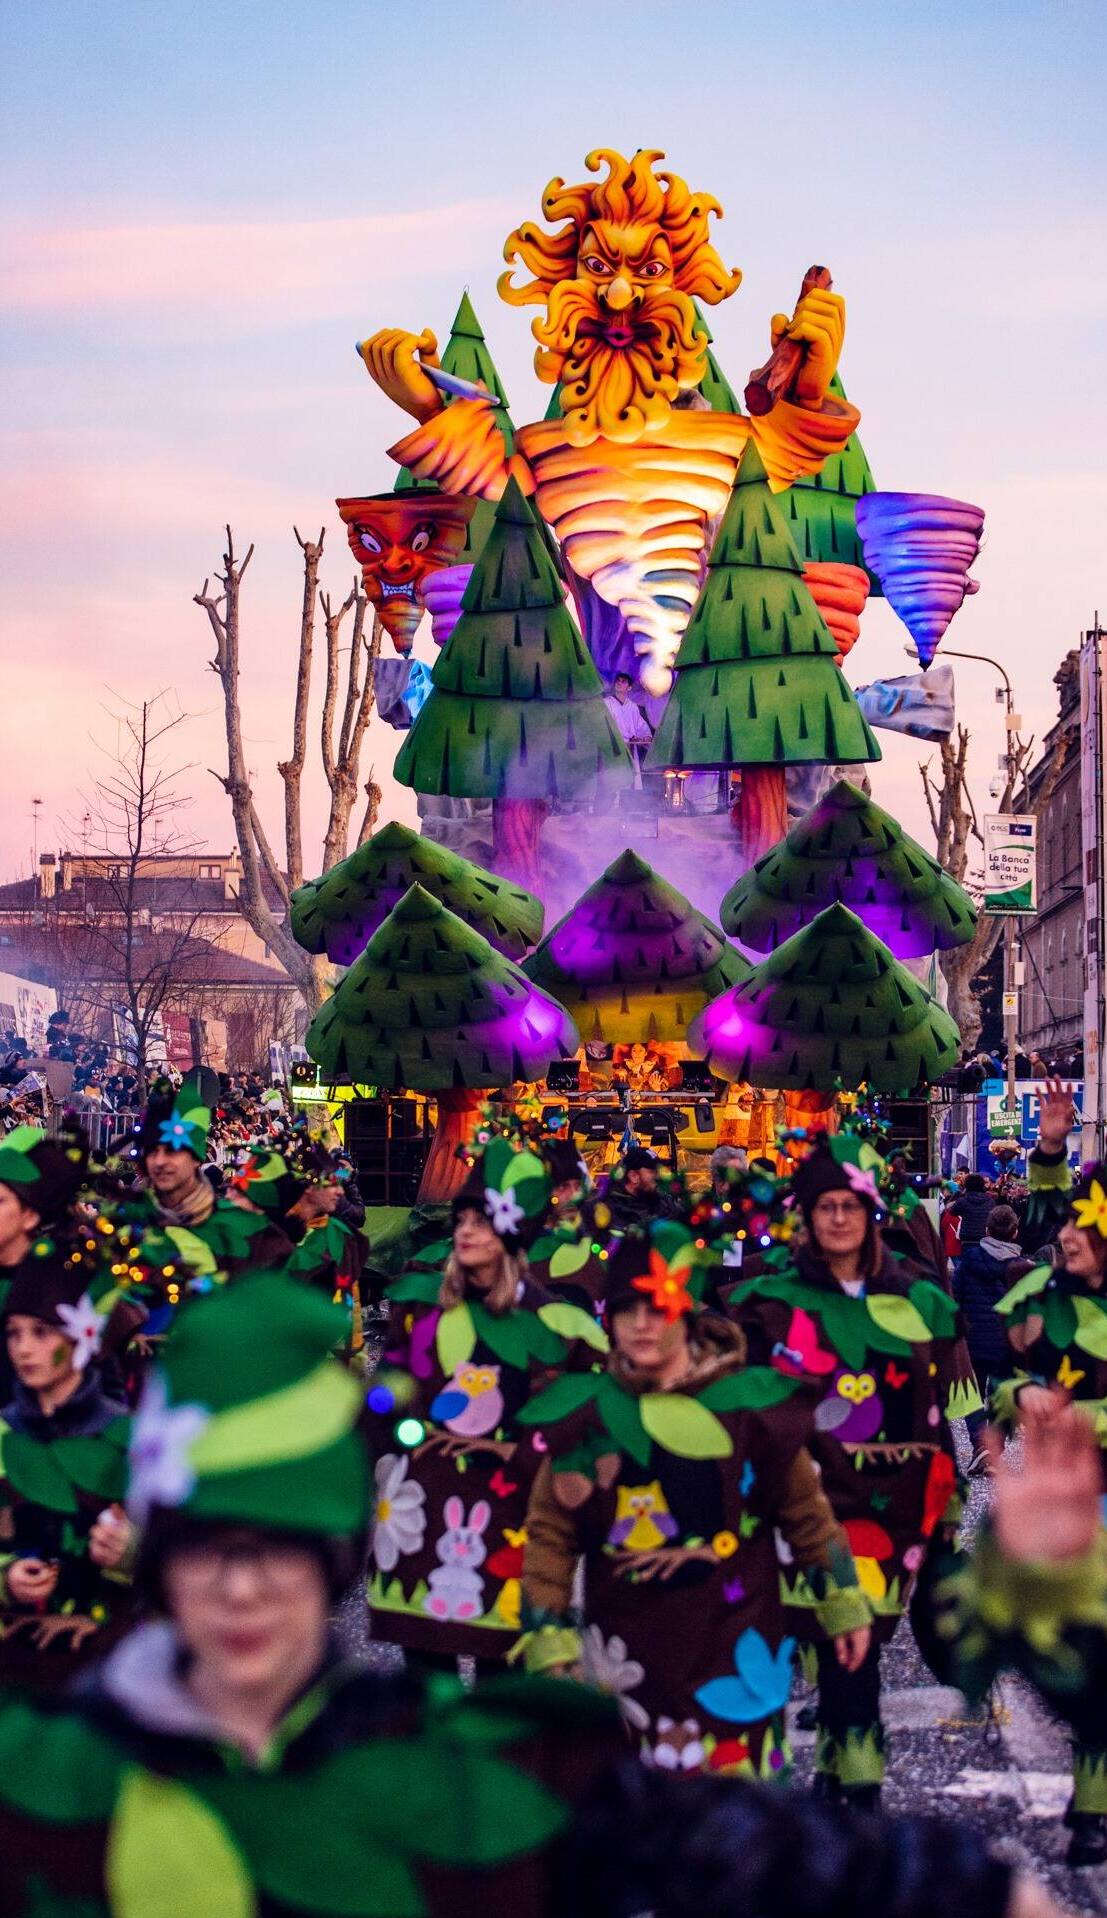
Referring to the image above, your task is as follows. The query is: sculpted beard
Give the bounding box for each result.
[533,279,708,447]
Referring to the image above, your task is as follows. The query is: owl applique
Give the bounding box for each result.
[608,1481,680,1552]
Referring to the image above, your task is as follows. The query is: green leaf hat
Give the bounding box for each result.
[127,1274,368,1536]
[453,1134,551,1251]
[142,1071,213,1160]
[0,1122,88,1223]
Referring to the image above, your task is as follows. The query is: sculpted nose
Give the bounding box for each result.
[604,275,635,312]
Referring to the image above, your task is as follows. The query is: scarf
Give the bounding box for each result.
[151,1175,216,1230]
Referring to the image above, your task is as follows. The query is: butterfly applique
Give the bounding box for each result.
[489,1467,520,1498]
[1057,1354,1086,1391]
[884,1362,909,1390]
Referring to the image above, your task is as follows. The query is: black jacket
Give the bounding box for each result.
[949,1190,994,1245]
[952,1239,1032,1380]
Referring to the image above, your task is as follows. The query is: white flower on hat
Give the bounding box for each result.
[485,1187,525,1238]
[127,1373,210,1524]
[56,1292,107,1372]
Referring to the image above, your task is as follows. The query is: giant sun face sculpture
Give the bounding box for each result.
[499,146,742,448]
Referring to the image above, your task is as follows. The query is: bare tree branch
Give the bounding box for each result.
[277,527,325,892]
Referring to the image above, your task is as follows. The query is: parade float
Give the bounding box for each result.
[296,143,982,1197]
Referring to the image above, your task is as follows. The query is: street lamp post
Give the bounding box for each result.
[906,643,1022,1126]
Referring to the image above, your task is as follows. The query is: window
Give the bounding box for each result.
[199,864,220,879]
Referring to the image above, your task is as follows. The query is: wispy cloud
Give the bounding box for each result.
[0,198,515,324]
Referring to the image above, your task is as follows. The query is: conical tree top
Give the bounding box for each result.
[687,903,960,1094]
[306,883,578,1089]
[393,479,632,802]
[720,780,977,958]
[782,373,880,587]
[522,848,749,1045]
[290,821,545,965]
[393,292,515,563]
[646,442,881,773]
[693,304,742,415]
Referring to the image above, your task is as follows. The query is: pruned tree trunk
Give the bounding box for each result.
[492,798,549,893]
[732,765,788,864]
[197,527,382,1021]
[418,1088,485,1201]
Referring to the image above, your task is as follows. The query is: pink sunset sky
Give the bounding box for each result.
[3,0,1105,890]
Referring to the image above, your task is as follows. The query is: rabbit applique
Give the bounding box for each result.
[424,1496,490,1621]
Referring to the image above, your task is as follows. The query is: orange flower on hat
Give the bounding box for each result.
[632,1247,694,1323]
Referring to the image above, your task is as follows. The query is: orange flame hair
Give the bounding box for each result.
[499,147,742,311]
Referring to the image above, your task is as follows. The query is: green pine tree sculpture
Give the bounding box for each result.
[394,292,516,564]
[522,849,749,1045]
[781,373,880,588]
[646,441,881,773]
[306,884,577,1089]
[693,304,742,414]
[393,477,633,802]
[720,779,978,957]
[290,821,544,966]
[687,903,960,1094]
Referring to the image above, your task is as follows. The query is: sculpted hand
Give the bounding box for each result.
[7,1558,60,1605]
[1036,1075,1076,1154]
[769,287,846,407]
[357,326,444,422]
[987,1396,1102,1564]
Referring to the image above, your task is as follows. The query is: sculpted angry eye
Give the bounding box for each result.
[639,260,666,278]
[583,255,614,276]
[358,529,382,554]
[411,527,432,553]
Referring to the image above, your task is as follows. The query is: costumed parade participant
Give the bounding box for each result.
[729,1134,980,1807]
[135,1075,295,1287]
[985,1077,1107,1861]
[518,1219,871,1781]
[0,1234,141,1686]
[0,1123,90,1398]
[227,1141,364,1349]
[0,1272,1055,1918]
[926,1394,1107,1871]
[366,1135,607,1672]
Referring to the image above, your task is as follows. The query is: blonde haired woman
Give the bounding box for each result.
[366,1137,605,1676]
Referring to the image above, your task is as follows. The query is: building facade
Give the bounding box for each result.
[1018,652,1084,1070]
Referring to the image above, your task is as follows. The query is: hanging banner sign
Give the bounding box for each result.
[983,814,1037,914]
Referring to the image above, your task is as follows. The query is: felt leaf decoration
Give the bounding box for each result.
[699,1368,802,1412]
[908,1280,959,1340]
[694,1629,796,1723]
[1072,1296,1107,1360]
[518,1373,601,1425]
[0,1697,124,1821]
[548,1241,592,1280]
[189,1363,362,1478]
[866,1294,932,1345]
[106,1768,255,1918]
[640,1393,732,1460]
[52,1434,130,1502]
[387,1270,444,1305]
[165,1226,220,1277]
[996,1265,1051,1316]
[436,1302,477,1375]
[596,1375,652,1467]
[537,1299,608,1351]
[1042,1291,1078,1353]
[0,1428,78,1512]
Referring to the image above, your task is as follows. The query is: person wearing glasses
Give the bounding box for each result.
[729,1134,980,1811]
